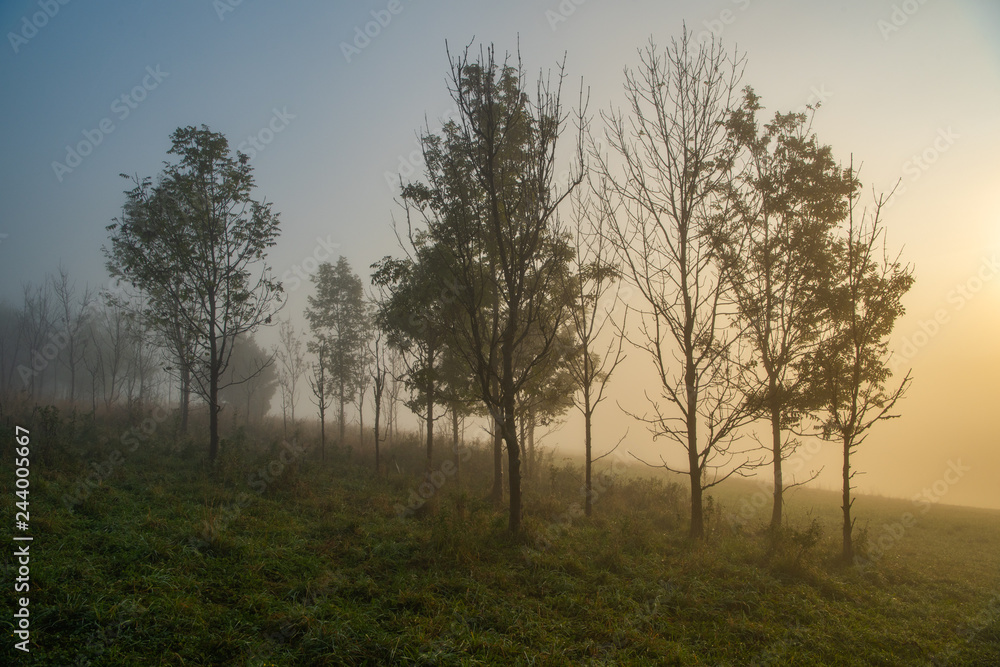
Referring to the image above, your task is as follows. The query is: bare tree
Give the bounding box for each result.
[275,318,307,438]
[17,281,54,399]
[354,308,374,447]
[370,330,389,474]
[52,265,94,406]
[593,31,758,538]
[0,300,23,398]
[85,297,131,411]
[384,348,404,444]
[565,188,627,517]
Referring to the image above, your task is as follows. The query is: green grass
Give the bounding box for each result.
[2,412,998,665]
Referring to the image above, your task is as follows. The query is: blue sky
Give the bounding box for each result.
[2,0,998,507]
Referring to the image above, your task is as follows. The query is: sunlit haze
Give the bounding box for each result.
[2,0,998,510]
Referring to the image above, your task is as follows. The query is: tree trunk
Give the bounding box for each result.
[373,393,381,475]
[209,373,220,462]
[503,397,521,534]
[584,388,593,517]
[528,412,536,483]
[769,398,783,532]
[686,367,703,539]
[359,390,365,447]
[491,415,503,506]
[425,381,434,473]
[319,402,326,463]
[452,406,460,484]
[502,328,521,533]
[843,436,854,562]
[179,359,190,435]
[338,376,346,445]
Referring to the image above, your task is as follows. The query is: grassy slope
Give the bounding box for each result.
[2,418,999,666]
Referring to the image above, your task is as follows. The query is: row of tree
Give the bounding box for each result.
[360,32,913,561]
[2,30,912,563]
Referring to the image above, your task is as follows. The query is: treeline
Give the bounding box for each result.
[2,29,914,563]
[0,271,280,429]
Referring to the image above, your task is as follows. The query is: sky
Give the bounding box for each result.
[1,0,998,509]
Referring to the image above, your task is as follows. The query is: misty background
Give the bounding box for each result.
[1,0,998,508]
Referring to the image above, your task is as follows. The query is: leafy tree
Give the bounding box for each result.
[104,125,283,461]
[715,89,856,531]
[305,257,367,446]
[372,252,452,471]
[804,180,914,563]
[219,334,277,427]
[402,43,583,532]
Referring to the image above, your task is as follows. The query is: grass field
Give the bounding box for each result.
[2,408,998,665]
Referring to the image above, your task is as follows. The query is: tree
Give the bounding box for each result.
[371,253,449,472]
[564,189,626,516]
[370,330,389,474]
[804,178,914,563]
[274,318,307,438]
[105,125,283,461]
[84,296,131,411]
[594,32,758,538]
[715,90,855,531]
[308,337,334,462]
[52,265,94,406]
[305,257,366,447]
[219,335,277,427]
[354,306,374,447]
[0,300,23,399]
[402,43,583,533]
[16,281,54,399]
